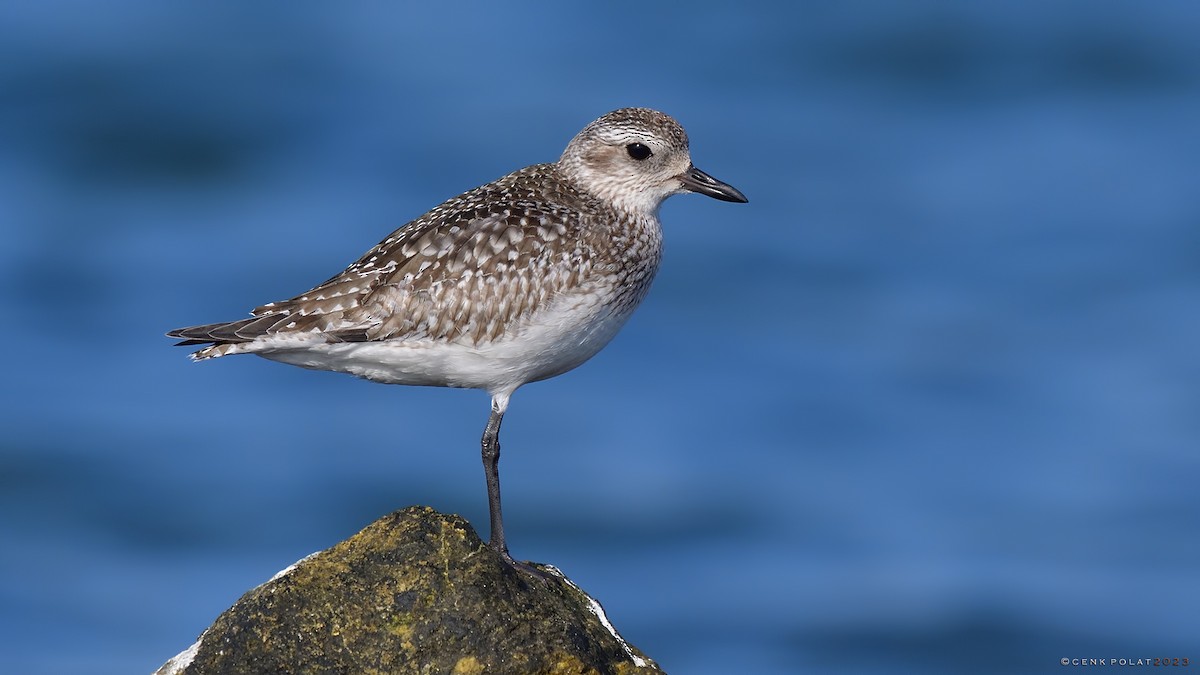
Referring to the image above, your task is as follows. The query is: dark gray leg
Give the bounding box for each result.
[480,395,551,580]
[481,400,511,562]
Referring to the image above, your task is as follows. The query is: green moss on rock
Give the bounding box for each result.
[156,506,664,675]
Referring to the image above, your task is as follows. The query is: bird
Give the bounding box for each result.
[168,107,747,569]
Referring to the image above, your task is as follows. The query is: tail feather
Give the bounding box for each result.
[167,317,272,360]
[168,314,367,361]
[168,317,267,343]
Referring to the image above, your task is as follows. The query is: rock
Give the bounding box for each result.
[155,506,664,675]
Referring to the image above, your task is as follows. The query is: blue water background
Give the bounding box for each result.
[1,2,1197,673]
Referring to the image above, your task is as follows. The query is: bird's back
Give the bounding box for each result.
[168,162,664,390]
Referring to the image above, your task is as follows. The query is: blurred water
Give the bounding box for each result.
[1,2,1197,674]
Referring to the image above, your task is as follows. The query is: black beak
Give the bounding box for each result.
[679,164,748,203]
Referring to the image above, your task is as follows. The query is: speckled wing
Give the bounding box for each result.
[169,167,596,353]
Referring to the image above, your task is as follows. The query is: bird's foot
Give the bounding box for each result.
[491,541,555,582]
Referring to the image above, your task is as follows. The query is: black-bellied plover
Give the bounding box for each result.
[168,107,747,567]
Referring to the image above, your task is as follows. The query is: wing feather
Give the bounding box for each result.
[168,165,598,352]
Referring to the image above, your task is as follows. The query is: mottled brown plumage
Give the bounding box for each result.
[172,164,654,355]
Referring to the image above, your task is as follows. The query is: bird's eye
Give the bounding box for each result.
[626,143,653,160]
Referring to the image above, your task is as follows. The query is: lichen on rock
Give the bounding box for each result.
[155,506,663,675]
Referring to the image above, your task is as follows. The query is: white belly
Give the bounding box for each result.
[257,290,637,397]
